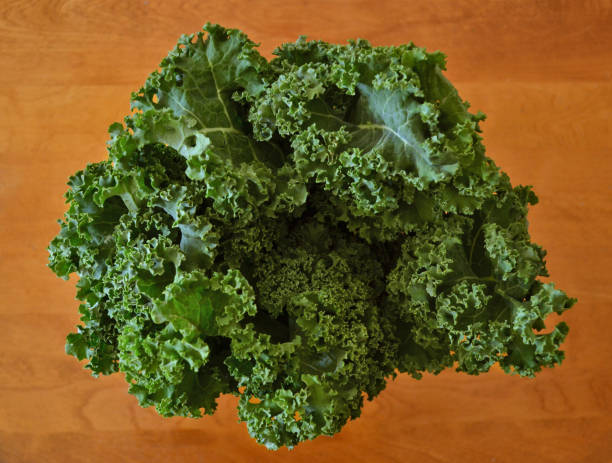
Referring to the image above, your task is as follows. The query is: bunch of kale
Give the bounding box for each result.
[49,24,575,449]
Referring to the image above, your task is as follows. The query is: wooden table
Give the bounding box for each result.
[1,1,610,462]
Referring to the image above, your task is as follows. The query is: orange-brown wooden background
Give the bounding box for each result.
[1,1,611,462]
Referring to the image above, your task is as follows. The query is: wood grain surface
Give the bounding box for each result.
[1,1,611,462]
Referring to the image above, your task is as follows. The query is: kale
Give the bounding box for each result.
[48,23,575,449]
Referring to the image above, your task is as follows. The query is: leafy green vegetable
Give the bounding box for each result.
[48,23,575,449]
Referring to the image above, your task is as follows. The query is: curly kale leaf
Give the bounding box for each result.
[48,23,575,450]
